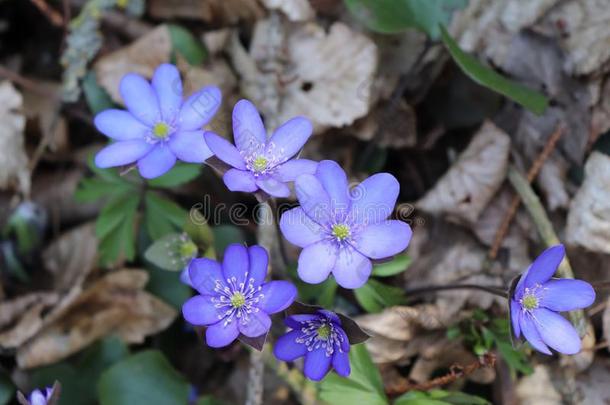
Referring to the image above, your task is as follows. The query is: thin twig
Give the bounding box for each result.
[489,126,564,259]
[30,0,65,27]
[405,284,508,302]
[385,353,496,396]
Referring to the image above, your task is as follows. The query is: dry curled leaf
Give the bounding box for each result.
[22,81,68,155]
[350,100,417,148]
[231,18,377,131]
[0,292,59,348]
[262,0,314,21]
[16,269,176,369]
[148,0,265,23]
[416,121,510,223]
[0,81,30,194]
[566,152,610,254]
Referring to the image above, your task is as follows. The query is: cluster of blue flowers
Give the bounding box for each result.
[88,64,596,383]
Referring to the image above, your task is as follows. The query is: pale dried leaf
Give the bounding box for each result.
[231,19,377,131]
[566,152,610,254]
[42,223,97,291]
[262,0,314,21]
[22,81,68,154]
[0,81,29,194]
[16,269,177,369]
[0,293,59,348]
[148,0,265,23]
[516,365,562,405]
[416,121,511,223]
[574,359,610,403]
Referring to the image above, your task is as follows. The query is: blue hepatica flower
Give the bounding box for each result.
[274,309,350,381]
[94,63,221,179]
[182,244,297,348]
[510,244,595,355]
[204,99,317,197]
[26,386,54,405]
[279,160,412,289]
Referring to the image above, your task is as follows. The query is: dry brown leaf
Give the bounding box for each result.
[350,100,417,148]
[416,121,510,223]
[566,152,610,254]
[262,0,314,21]
[42,223,97,291]
[22,81,68,154]
[0,292,59,349]
[16,269,177,369]
[231,18,377,131]
[148,0,265,23]
[0,81,30,194]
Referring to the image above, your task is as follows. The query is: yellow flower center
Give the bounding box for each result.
[332,224,350,241]
[252,156,268,172]
[522,294,538,310]
[317,324,331,340]
[152,122,171,139]
[230,292,246,308]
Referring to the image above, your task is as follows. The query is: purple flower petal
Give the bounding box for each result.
[523,245,565,288]
[540,279,595,312]
[94,109,149,140]
[169,130,213,163]
[297,241,336,284]
[533,308,581,355]
[182,295,223,326]
[179,86,222,131]
[258,281,297,314]
[268,116,313,163]
[152,63,182,121]
[349,173,399,225]
[189,258,223,295]
[248,245,269,287]
[222,243,249,284]
[332,246,372,289]
[232,99,267,152]
[295,174,332,225]
[510,300,521,339]
[336,325,350,352]
[316,160,350,214]
[304,347,332,381]
[119,73,160,126]
[137,145,177,179]
[255,177,290,198]
[279,207,324,248]
[223,169,257,192]
[206,319,240,348]
[285,314,318,329]
[519,313,551,355]
[332,350,350,377]
[180,267,193,288]
[355,220,412,259]
[95,140,153,168]
[30,390,48,405]
[274,159,318,182]
[204,131,246,169]
[274,330,307,361]
[238,310,271,337]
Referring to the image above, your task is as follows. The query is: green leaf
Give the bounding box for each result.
[320,344,387,405]
[148,164,202,188]
[440,26,548,115]
[168,24,207,65]
[0,369,14,405]
[354,279,407,313]
[394,390,489,405]
[144,192,187,240]
[98,351,189,405]
[296,276,338,308]
[372,254,411,277]
[144,233,195,271]
[82,71,114,114]
[345,0,467,38]
[211,225,247,256]
[31,336,128,405]
[75,177,134,203]
[145,264,192,310]
[96,192,139,266]
[86,154,130,184]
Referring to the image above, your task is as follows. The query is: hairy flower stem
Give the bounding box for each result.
[405,284,508,303]
[507,166,591,337]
